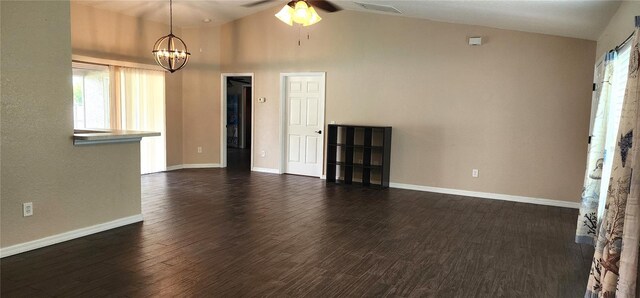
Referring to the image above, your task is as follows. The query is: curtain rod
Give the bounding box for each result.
[72,59,109,67]
[72,55,164,72]
[614,32,635,52]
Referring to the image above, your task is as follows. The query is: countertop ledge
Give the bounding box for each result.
[73,129,160,145]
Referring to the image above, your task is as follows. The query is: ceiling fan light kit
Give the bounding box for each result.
[152,0,191,73]
[275,4,294,25]
[275,0,326,27]
[305,6,322,26]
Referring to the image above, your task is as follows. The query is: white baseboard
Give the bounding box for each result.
[165,164,184,171]
[0,214,144,258]
[165,164,221,171]
[184,163,221,169]
[251,167,280,174]
[389,182,580,209]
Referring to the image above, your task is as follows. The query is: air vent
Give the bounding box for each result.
[354,2,402,14]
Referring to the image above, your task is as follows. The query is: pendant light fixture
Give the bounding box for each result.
[275,0,322,27]
[152,0,190,73]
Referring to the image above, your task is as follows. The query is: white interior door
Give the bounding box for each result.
[285,75,325,177]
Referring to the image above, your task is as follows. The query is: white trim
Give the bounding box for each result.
[250,82,255,172]
[280,72,329,77]
[165,164,184,171]
[279,72,327,177]
[389,182,580,209]
[72,61,110,72]
[72,54,163,72]
[221,73,255,169]
[251,167,281,174]
[279,76,286,174]
[183,163,221,169]
[0,214,143,258]
[165,164,221,170]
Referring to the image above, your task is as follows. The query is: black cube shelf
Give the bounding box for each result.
[326,124,392,188]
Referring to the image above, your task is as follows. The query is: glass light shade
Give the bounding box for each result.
[303,6,321,26]
[152,33,191,73]
[275,5,294,26]
[292,1,310,24]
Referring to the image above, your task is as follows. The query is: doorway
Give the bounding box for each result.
[221,74,254,171]
[279,72,326,177]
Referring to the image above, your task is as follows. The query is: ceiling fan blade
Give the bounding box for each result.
[242,0,276,8]
[309,0,342,12]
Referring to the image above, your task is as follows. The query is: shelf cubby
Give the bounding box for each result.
[326,124,391,188]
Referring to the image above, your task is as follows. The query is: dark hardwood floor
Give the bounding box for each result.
[227,147,251,171]
[1,163,593,297]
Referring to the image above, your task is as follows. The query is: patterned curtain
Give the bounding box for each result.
[576,52,616,244]
[585,16,640,298]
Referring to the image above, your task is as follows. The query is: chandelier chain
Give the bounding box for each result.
[170,0,173,34]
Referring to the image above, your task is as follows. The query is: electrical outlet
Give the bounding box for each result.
[23,202,33,217]
[197,146,202,153]
[260,150,266,157]
[472,169,479,178]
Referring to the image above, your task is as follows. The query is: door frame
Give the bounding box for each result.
[220,73,255,169]
[279,72,326,177]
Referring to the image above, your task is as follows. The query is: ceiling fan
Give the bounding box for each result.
[243,0,342,26]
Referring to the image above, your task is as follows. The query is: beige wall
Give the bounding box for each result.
[221,9,596,202]
[166,63,184,166]
[1,1,141,248]
[71,3,222,167]
[0,0,608,251]
[71,3,184,166]
[596,1,640,59]
[181,27,222,165]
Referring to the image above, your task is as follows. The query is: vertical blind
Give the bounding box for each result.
[114,67,167,174]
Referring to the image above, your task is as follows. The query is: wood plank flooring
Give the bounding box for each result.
[1,164,593,297]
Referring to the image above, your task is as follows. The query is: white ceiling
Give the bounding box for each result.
[75,0,622,40]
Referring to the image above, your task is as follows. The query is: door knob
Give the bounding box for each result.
[315,130,322,134]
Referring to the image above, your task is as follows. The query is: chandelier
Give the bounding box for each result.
[152,0,190,73]
[275,0,322,26]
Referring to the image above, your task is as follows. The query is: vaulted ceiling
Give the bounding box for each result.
[75,0,622,40]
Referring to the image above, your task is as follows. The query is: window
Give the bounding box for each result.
[71,61,167,174]
[72,63,110,129]
[597,43,631,218]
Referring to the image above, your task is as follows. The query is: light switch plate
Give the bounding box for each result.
[23,202,33,217]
